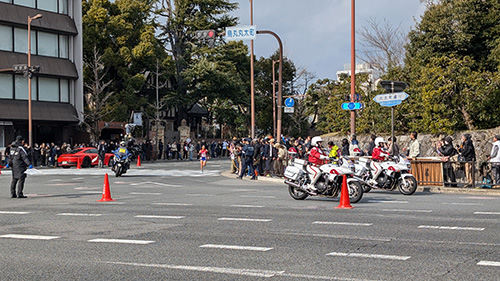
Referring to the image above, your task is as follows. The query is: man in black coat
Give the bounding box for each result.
[237,138,255,180]
[10,136,32,198]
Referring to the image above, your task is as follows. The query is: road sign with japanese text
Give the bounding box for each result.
[225,25,257,41]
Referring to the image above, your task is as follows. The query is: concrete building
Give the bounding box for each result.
[0,0,83,148]
[336,63,381,92]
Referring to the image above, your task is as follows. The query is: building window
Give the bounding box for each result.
[13,0,34,8]
[0,0,12,3]
[60,79,69,102]
[58,0,68,15]
[38,0,58,13]
[0,74,13,99]
[39,77,59,102]
[38,31,58,57]
[14,75,36,100]
[13,27,35,55]
[59,35,69,59]
[0,25,13,51]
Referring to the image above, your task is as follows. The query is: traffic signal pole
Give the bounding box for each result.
[350,0,356,135]
[250,0,256,139]
[257,30,283,142]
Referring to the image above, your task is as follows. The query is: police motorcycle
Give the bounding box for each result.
[284,156,363,203]
[346,154,417,195]
[111,142,132,177]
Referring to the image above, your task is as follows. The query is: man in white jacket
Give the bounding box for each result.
[488,135,500,184]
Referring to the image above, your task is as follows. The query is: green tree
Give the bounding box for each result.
[404,0,500,133]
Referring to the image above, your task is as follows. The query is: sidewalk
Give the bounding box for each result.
[220,171,500,196]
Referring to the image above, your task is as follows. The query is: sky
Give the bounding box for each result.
[230,0,427,80]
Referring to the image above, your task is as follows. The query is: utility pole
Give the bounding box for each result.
[350,0,356,135]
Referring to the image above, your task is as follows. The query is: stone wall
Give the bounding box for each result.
[322,126,500,165]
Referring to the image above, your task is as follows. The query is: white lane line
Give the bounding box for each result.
[134,215,184,219]
[88,238,155,245]
[199,244,273,252]
[130,192,162,195]
[474,212,500,215]
[130,182,181,187]
[478,261,500,267]
[240,195,276,199]
[418,225,484,231]
[57,213,102,217]
[230,205,265,208]
[313,221,373,226]
[79,191,103,194]
[367,200,408,204]
[151,203,193,206]
[106,262,283,278]
[0,211,30,214]
[105,261,376,280]
[185,194,214,197]
[383,209,432,213]
[74,187,100,190]
[0,234,60,240]
[443,202,484,206]
[218,218,272,222]
[327,252,411,261]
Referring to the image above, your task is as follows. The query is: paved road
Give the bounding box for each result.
[0,159,500,280]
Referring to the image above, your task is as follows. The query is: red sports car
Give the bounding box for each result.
[57,147,114,168]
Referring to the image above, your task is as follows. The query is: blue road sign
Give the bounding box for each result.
[341,102,364,110]
[373,92,409,107]
[285,97,295,107]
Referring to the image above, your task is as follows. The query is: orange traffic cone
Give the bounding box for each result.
[335,175,353,209]
[76,158,82,169]
[137,155,141,167]
[98,173,115,202]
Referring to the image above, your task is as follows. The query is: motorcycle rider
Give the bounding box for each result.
[369,137,391,186]
[305,136,330,193]
[112,141,132,171]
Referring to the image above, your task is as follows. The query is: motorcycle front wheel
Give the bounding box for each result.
[347,181,363,203]
[288,185,308,200]
[115,166,122,177]
[398,176,417,195]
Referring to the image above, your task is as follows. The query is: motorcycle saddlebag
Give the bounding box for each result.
[284,165,303,180]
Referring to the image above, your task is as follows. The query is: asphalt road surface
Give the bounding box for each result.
[0,159,499,280]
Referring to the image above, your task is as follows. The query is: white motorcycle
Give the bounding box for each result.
[347,155,417,195]
[284,157,363,203]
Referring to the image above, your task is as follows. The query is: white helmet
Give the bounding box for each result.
[311,136,323,147]
[374,137,386,147]
[120,141,126,146]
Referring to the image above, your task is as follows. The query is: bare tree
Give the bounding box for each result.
[83,46,115,143]
[357,18,408,73]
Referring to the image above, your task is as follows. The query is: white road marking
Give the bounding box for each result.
[383,209,432,213]
[151,203,193,206]
[463,196,499,200]
[130,181,181,187]
[199,244,273,251]
[130,192,162,195]
[185,194,214,197]
[52,183,76,186]
[474,212,500,215]
[0,234,60,240]
[79,191,103,194]
[229,189,258,192]
[478,261,500,267]
[218,218,272,222]
[230,204,265,208]
[240,195,276,199]
[443,202,484,206]
[418,225,484,231]
[327,252,411,261]
[105,261,377,280]
[313,221,373,226]
[367,200,408,204]
[57,213,102,217]
[134,215,184,219]
[106,262,283,278]
[74,187,100,190]
[88,238,155,244]
[0,211,30,214]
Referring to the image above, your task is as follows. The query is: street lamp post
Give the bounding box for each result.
[272,60,278,138]
[28,14,42,161]
[350,0,356,135]
[249,0,255,139]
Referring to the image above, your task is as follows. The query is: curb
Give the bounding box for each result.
[220,171,500,196]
